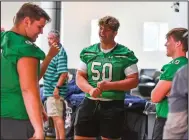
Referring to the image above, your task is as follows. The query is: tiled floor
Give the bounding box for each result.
[45,137,55,139]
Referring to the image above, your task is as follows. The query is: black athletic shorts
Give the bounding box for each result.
[152,117,167,140]
[74,97,124,139]
[1,118,34,139]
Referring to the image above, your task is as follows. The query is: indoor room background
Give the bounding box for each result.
[1,2,187,70]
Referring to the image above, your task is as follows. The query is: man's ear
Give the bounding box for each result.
[23,17,31,28]
[175,40,181,47]
[114,31,118,37]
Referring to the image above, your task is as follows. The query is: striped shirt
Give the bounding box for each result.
[43,43,68,97]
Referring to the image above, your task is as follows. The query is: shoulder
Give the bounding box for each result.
[160,58,187,81]
[114,44,134,54]
[57,46,68,59]
[81,43,99,53]
[1,31,6,37]
[59,45,67,54]
[113,43,138,64]
[173,57,188,66]
[11,31,45,60]
[79,43,99,63]
[162,57,188,71]
[80,43,99,57]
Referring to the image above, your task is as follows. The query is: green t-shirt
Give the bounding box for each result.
[1,31,45,120]
[156,56,188,118]
[80,43,138,100]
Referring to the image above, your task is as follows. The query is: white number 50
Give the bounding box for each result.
[91,62,112,81]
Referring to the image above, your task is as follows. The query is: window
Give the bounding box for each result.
[90,19,118,45]
[143,22,168,51]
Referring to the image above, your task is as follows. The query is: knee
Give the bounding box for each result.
[52,116,64,125]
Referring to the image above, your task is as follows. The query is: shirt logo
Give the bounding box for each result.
[174,60,180,64]
[25,40,33,45]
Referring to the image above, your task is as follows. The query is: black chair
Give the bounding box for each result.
[138,69,160,97]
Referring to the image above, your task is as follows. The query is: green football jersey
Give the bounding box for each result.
[156,56,188,118]
[1,31,45,120]
[80,43,138,100]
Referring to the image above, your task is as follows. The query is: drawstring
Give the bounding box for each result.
[93,100,100,115]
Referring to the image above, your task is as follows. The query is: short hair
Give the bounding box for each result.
[14,2,51,25]
[48,30,60,39]
[98,16,120,32]
[166,28,188,52]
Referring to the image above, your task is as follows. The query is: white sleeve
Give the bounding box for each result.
[78,60,87,73]
[124,64,138,76]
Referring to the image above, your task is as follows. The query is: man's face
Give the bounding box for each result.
[164,36,178,57]
[98,25,117,43]
[24,17,46,42]
[48,33,59,47]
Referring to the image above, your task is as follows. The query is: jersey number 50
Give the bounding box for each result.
[91,62,112,81]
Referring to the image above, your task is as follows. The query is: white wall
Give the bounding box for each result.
[1,2,41,31]
[62,2,188,70]
[1,2,188,70]
[1,2,54,54]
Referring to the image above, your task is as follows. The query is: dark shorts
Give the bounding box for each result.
[1,118,34,139]
[152,117,167,140]
[74,98,124,139]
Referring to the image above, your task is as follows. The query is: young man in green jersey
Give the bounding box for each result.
[74,16,139,140]
[151,28,188,140]
[1,3,60,139]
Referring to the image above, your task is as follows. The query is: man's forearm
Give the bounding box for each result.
[105,78,138,91]
[76,75,93,93]
[151,80,172,103]
[39,55,53,80]
[22,89,43,133]
[56,73,68,86]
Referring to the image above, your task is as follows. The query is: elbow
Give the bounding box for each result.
[130,78,139,89]
[75,75,80,87]
[151,97,159,103]
[134,78,139,88]
[21,88,29,95]
[123,78,139,91]
[21,86,38,96]
[151,91,160,103]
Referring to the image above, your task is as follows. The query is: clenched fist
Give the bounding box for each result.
[89,88,102,98]
[97,81,110,91]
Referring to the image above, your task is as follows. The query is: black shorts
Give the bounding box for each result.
[1,118,34,139]
[74,98,124,139]
[152,117,167,140]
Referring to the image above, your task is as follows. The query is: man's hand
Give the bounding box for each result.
[42,109,48,122]
[89,88,102,98]
[97,81,110,91]
[29,129,44,140]
[47,42,60,58]
[53,87,60,99]
[166,91,170,97]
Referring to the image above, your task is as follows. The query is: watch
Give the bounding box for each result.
[56,85,61,89]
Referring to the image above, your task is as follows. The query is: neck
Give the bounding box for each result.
[11,25,27,39]
[172,51,186,59]
[100,41,116,50]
